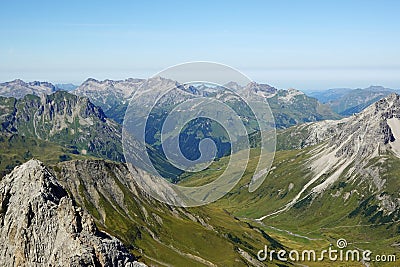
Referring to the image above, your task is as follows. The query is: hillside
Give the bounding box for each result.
[0,91,123,167]
[180,94,400,266]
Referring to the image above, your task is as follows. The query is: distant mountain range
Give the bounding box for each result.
[307,85,399,115]
[55,83,78,91]
[3,79,396,124]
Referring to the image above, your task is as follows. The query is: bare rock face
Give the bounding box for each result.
[0,159,146,267]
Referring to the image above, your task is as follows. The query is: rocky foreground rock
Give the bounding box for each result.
[0,159,146,267]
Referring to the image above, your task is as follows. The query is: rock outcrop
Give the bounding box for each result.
[0,159,146,267]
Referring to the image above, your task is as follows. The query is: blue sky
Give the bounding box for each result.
[1,0,399,90]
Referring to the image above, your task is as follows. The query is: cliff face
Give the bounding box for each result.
[0,159,146,267]
[0,91,124,162]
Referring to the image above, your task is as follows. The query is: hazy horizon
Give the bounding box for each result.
[1,1,400,91]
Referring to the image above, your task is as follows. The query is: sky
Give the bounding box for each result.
[1,0,399,91]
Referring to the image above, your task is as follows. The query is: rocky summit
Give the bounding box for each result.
[0,159,146,267]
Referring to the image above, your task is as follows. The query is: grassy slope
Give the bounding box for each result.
[179,147,400,267]
[0,134,91,177]
[52,160,289,267]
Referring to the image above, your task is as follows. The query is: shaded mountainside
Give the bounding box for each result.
[0,159,146,267]
[0,91,123,162]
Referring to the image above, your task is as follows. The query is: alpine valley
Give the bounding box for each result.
[0,78,399,267]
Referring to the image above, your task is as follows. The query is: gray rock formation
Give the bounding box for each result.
[0,159,146,267]
[257,94,400,223]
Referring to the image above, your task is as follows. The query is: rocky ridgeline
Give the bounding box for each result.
[0,91,124,162]
[0,79,56,99]
[73,78,145,111]
[282,93,400,152]
[299,93,400,157]
[0,159,146,267]
[0,78,341,128]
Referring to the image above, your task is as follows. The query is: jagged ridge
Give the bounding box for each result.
[0,159,146,267]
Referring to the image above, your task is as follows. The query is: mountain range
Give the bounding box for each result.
[0,78,399,266]
[3,79,396,127]
[307,85,399,115]
[0,78,340,128]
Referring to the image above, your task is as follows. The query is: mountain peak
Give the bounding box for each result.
[83,77,100,83]
[245,81,276,92]
[9,79,27,85]
[362,92,400,115]
[223,81,242,91]
[241,82,277,99]
[1,159,67,204]
[0,160,144,266]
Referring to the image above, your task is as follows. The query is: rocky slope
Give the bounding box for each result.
[0,91,123,162]
[0,159,146,267]
[254,94,400,225]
